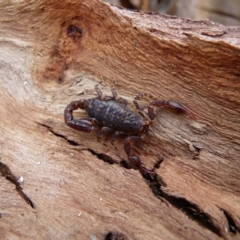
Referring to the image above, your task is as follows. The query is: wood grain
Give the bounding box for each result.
[0,0,239,239]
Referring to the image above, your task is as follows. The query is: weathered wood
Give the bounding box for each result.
[0,0,239,239]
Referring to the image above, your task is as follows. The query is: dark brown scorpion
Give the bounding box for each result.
[64,85,194,177]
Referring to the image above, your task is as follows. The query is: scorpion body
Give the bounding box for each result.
[64,85,194,177]
[85,98,145,133]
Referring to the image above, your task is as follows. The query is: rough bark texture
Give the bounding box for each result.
[0,0,239,240]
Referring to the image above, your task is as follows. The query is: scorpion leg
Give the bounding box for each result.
[64,100,95,132]
[110,87,128,104]
[97,127,114,141]
[124,136,156,177]
[133,92,155,111]
[148,100,195,120]
[110,87,118,99]
[95,85,114,101]
[111,131,128,144]
[98,128,128,144]
[133,93,145,111]
[95,85,127,104]
[95,85,104,99]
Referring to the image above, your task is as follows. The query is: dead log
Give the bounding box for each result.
[0,0,239,239]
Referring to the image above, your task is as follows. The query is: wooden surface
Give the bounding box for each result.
[0,0,239,239]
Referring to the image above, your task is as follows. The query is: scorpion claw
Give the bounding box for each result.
[66,119,93,132]
[148,99,195,120]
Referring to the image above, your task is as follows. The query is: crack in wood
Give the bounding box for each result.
[148,176,240,238]
[37,122,121,165]
[153,157,164,169]
[37,122,80,146]
[150,179,221,237]
[221,208,240,234]
[82,148,116,165]
[0,161,35,209]
[105,231,129,240]
[37,122,240,238]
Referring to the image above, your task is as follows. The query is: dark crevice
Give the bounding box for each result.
[37,122,80,146]
[83,148,116,165]
[0,161,35,209]
[164,195,220,236]
[149,179,162,197]
[105,231,128,240]
[120,159,131,169]
[37,123,233,238]
[129,155,222,236]
[53,131,79,146]
[147,176,221,237]
[153,157,164,169]
[37,122,122,166]
[221,209,239,234]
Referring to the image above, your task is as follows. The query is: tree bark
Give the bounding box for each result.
[0,0,239,240]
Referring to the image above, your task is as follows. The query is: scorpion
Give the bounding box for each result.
[64,85,194,177]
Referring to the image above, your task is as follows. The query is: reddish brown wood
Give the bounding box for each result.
[0,0,239,239]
